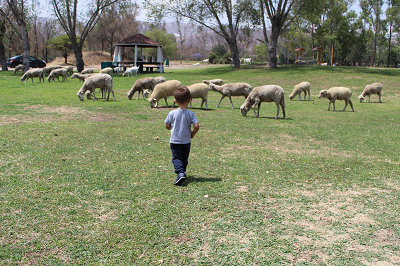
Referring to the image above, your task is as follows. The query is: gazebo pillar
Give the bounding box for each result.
[134,45,138,67]
[157,46,164,73]
[113,46,119,62]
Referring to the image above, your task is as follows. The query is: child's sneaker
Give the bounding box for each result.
[174,173,186,186]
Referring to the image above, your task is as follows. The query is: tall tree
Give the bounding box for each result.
[144,29,178,59]
[1,0,32,72]
[258,0,304,69]
[0,8,8,71]
[50,0,119,72]
[385,0,400,67]
[144,0,258,68]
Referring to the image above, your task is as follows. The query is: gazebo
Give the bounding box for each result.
[113,33,164,73]
[312,47,324,64]
[294,48,305,63]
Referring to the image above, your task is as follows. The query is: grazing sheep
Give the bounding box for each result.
[127,76,165,100]
[41,65,62,76]
[202,79,224,86]
[240,85,286,119]
[47,68,68,83]
[71,73,96,82]
[143,89,151,98]
[187,83,210,109]
[358,83,382,103]
[209,83,252,109]
[99,67,113,76]
[81,69,94,74]
[64,66,74,75]
[148,80,181,108]
[289,82,311,101]
[123,66,140,77]
[14,64,25,74]
[20,68,44,83]
[318,87,354,111]
[77,73,115,101]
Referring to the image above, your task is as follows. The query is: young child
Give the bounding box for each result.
[165,86,200,186]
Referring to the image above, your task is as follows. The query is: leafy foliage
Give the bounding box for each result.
[145,29,178,59]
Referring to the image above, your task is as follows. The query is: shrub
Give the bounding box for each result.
[191,53,203,61]
[209,53,217,64]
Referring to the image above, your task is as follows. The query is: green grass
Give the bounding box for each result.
[1,64,399,265]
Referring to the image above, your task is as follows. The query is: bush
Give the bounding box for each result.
[209,53,217,64]
[191,53,203,61]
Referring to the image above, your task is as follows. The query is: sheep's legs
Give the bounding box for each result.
[275,102,280,119]
[216,96,225,107]
[228,96,235,109]
[378,92,382,102]
[348,99,354,111]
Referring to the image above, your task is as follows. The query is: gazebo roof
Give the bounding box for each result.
[295,48,305,52]
[312,47,323,51]
[115,33,162,48]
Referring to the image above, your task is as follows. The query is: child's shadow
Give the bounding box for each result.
[183,175,222,186]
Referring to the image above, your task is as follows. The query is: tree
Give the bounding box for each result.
[258,0,305,69]
[144,0,258,68]
[1,0,32,72]
[144,29,178,59]
[48,34,83,64]
[386,0,400,67]
[50,0,119,72]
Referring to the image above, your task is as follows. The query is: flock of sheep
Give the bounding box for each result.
[15,64,383,118]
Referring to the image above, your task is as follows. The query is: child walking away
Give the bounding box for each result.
[165,86,200,186]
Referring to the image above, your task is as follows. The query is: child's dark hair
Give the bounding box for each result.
[174,86,191,104]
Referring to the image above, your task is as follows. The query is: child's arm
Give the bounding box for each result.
[165,123,171,130]
[191,123,199,138]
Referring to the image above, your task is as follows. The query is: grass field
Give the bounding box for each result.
[1,64,399,265]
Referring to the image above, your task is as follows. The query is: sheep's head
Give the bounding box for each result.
[240,104,249,116]
[143,90,150,98]
[289,94,295,101]
[127,92,134,100]
[358,95,365,103]
[85,90,92,100]
[202,80,209,85]
[77,92,85,101]
[148,97,157,108]
[20,77,24,83]
[122,72,126,77]
[318,90,329,99]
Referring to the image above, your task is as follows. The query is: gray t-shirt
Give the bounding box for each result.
[165,109,198,144]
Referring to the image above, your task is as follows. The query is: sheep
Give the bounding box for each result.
[240,85,286,119]
[143,89,151,98]
[187,83,210,110]
[70,73,96,82]
[148,80,181,108]
[127,76,165,100]
[123,66,140,77]
[47,68,68,83]
[14,64,25,74]
[77,73,115,101]
[80,69,94,74]
[202,79,224,86]
[64,66,74,75]
[318,87,354,111]
[20,68,44,83]
[209,83,252,109]
[289,82,311,101]
[99,67,113,76]
[358,83,382,103]
[42,65,62,76]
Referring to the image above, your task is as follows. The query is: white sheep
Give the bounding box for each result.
[209,83,252,109]
[202,79,224,86]
[14,64,25,74]
[47,68,68,83]
[187,83,210,110]
[20,68,44,83]
[148,80,181,108]
[80,69,94,74]
[123,66,140,77]
[64,66,74,75]
[77,73,115,101]
[143,89,151,98]
[240,85,286,119]
[358,83,382,103]
[71,73,96,82]
[318,87,354,111]
[289,82,311,101]
[99,67,113,76]
[127,76,165,100]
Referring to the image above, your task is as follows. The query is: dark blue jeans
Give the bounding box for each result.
[170,143,191,175]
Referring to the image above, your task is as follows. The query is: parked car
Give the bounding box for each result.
[6,55,46,68]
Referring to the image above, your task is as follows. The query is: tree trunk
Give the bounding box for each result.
[268,26,280,69]
[21,24,30,72]
[387,22,392,68]
[74,44,84,72]
[229,41,240,68]
[0,20,7,71]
